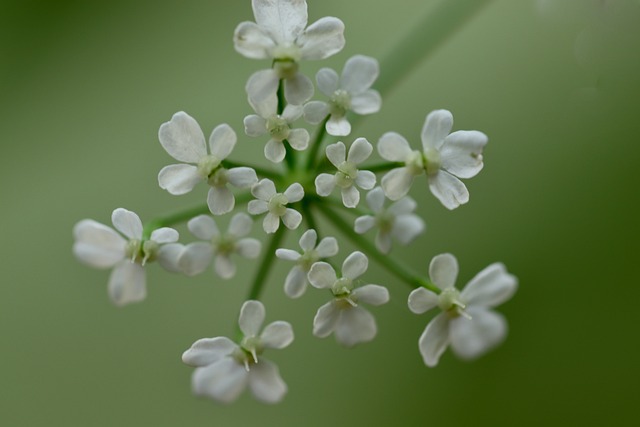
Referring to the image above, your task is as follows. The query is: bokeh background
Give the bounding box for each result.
[2,0,639,425]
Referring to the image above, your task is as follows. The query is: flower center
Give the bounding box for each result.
[273,55,300,79]
[438,287,469,318]
[299,249,319,271]
[405,150,425,176]
[266,116,291,141]
[124,239,158,265]
[268,193,289,217]
[423,147,442,176]
[197,154,221,180]
[213,235,236,255]
[335,161,358,189]
[272,44,302,63]
[329,89,351,117]
[331,277,353,297]
[207,167,228,187]
[375,211,394,234]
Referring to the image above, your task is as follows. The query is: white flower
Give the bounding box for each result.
[315,138,376,208]
[248,179,304,233]
[235,0,345,105]
[158,112,258,215]
[182,300,293,404]
[307,251,389,347]
[304,55,381,136]
[354,187,425,254]
[408,253,518,367]
[378,109,488,209]
[72,208,180,306]
[179,213,261,279]
[275,229,339,298]
[244,94,310,163]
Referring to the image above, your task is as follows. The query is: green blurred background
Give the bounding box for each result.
[1,0,638,425]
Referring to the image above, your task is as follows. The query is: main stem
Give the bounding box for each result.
[246,225,287,301]
[278,80,297,171]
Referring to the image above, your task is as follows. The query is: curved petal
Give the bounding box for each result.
[244,114,268,137]
[208,123,237,160]
[429,253,459,290]
[303,101,329,124]
[313,300,340,337]
[187,215,219,240]
[335,306,377,347]
[325,116,351,136]
[342,251,368,280]
[381,167,414,201]
[298,229,317,251]
[108,261,146,306]
[284,265,308,298]
[182,336,237,367]
[350,90,381,115]
[192,358,248,404]
[275,248,301,262]
[375,230,392,254]
[227,167,258,188]
[392,214,425,245]
[286,128,309,151]
[214,255,236,279]
[421,109,453,151]
[440,130,487,179]
[111,208,142,240]
[341,55,379,94]
[233,21,277,59]
[248,359,287,404]
[365,187,385,212]
[308,262,337,289]
[387,196,417,216]
[284,183,304,202]
[228,212,253,237]
[261,321,294,349]
[418,313,450,367]
[157,164,201,195]
[341,185,360,208]
[325,141,346,168]
[355,170,376,190]
[298,17,345,60]
[315,237,338,258]
[252,0,308,44]
[207,186,235,216]
[236,238,262,259]
[73,220,125,268]
[158,111,207,163]
[282,208,302,230]
[150,227,179,244]
[353,284,389,306]
[354,216,375,234]
[179,242,213,276]
[461,263,518,308]
[315,67,339,97]
[156,243,185,273]
[281,104,304,123]
[251,178,277,200]
[428,170,469,210]
[284,72,314,105]
[314,173,336,196]
[450,307,507,360]
[239,300,266,337]
[407,287,439,314]
[246,69,279,107]
[377,132,412,162]
[347,137,373,164]
[263,213,280,234]
[265,139,286,163]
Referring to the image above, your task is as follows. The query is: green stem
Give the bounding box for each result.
[363,162,405,174]
[306,115,329,170]
[222,160,282,181]
[277,79,297,171]
[246,225,287,301]
[315,202,439,294]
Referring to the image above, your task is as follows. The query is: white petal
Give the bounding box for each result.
[281,104,303,122]
[284,72,314,105]
[261,321,294,349]
[246,69,279,106]
[265,139,286,163]
[192,358,248,404]
[73,220,125,268]
[252,178,277,200]
[207,186,235,216]
[375,231,392,254]
[350,90,382,115]
[150,227,179,244]
[387,196,417,216]
[108,261,146,306]
[303,101,329,124]
[239,300,266,337]
[428,170,469,210]
[314,173,336,196]
[227,167,258,188]
[187,215,219,240]
[355,170,376,190]
[156,243,185,273]
[298,229,317,251]
[342,251,368,280]
[429,253,459,290]
[392,215,425,245]
[377,132,413,162]
[248,359,287,404]
[353,284,389,306]
[244,114,268,137]
[157,164,201,195]
[421,109,453,151]
[418,313,450,367]
[158,111,207,163]
[440,131,488,179]
[284,182,304,202]
[284,265,308,298]
[347,137,373,164]
[208,124,237,160]
[315,68,339,97]
[307,262,337,289]
[182,337,237,367]
[252,0,307,43]
[407,287,439,314]
[286,128,309,151]
[450,307,507,360]
[276,249,301,262]
[365,187,385,213]
[228,212,253,237]
[354,216,375,234]
[341,185,360,208]
[233,21,276,59]
[325,141,346,167]
[341,55,379,94]
[325,116,351,136]
[335,306,377,347]
[215,255,236,279]
[282,209,302,230]
[263,212,280,234]
[248,200,269,215]
[111,208,142,240]
[461,263,518,308]
[298,17,345,60]
[381,168,414,201]
[315,237,338,258]
[313,301,340,337]
[179,242,213,276]
[236,239,262,259]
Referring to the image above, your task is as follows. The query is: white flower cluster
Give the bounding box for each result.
[72,0,517,405]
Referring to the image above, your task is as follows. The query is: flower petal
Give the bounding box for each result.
[233,21,277,59]
[407,287,439,314]
[440,130,488,179]
[421,109,453,151]
[350,90,382,115]
[150,227,179,244]
[108,261,146,306]
[325,141,346,167]
[298,17,345,60]
[265,139,286,163]
[286,128,309,151]
[157,164,201,195]
[182,336,237,367]
[246,69,279,106]
[188,215,219,240]
[461,263,518,308]
[284,72,314,105]
[354,216,375,234]
[284,265,307,298]
[236,238,262,259]
[263,213,280,234]
[298,229,317,251]
[341,185,360,208]
[244,114,268,137]
[303,100,329,124]
[365,187,385,212]
[429,253,459,290]
[111,208,143,240]
[315,67,339,97]
[227,167,258,188]
[375,231,392,254]
[282,208,302,229]
[308,262,337,289]
[252,0,307,44]
[239,300,266,337]
[248,200,269,215]
[314,173,335,196]
[158,111,207,163]
[342,251,368,280]
[192,358,248,404]
[179,242,213,276]
[261,321,294,349]
[227,213,252,238]
[284,182,304,202]
[315,237,338,258]
[341,55,379,94]
[313,300,340,337]
[428,170,469,210]
[208,124,237,160]
[215,255,236,279]
[450,307,507,360]
[207,186,235,216]
[381,167,414,201]
[248,359,287,404]
[73,220,125,268]
[377,132,413,162]
[387,196,417,216]
[392,214,425,245]
[275,248,301,262]
[353,284,389,306]
[355,170,376,190]
[347,137,373,164]
[251,178,277,201]
[335,306,377,347]
[326,116,351,136]
[418,313,450,367]
[281,104,303,123]
[156,243,185,273]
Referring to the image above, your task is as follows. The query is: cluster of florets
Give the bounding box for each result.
[72,0,517,405]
